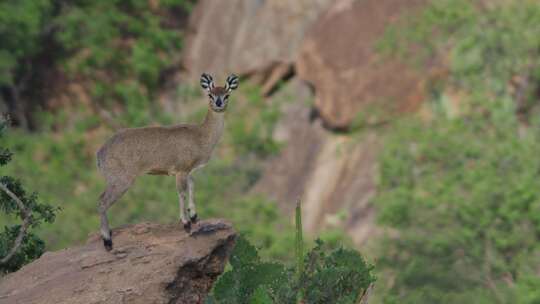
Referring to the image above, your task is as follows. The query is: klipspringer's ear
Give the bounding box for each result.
[200,73,214,91]
[225,74,239,92]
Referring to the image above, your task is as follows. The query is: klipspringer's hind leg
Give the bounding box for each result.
[176,173,190,232]
[187,175,197,223]
[98,180,132,250]
[99,210,113,250]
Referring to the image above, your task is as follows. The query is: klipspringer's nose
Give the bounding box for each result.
[215,98,223,107]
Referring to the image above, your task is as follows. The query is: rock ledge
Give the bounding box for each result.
[0,220,236,304]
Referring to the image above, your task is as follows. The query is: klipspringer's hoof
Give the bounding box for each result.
[183,221,192,233]
[190,213,198,223]
[103,238,113,251]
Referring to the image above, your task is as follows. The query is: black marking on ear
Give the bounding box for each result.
[225,74,239,91]
[201,73,214,90]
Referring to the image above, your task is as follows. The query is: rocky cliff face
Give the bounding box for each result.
[296,0,429,130]
[181,0,333,91]
[181,0,441,247]
[252,79,380,245]
[0,220,236,304]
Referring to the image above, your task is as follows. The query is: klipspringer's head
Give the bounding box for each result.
[200,73,239,112]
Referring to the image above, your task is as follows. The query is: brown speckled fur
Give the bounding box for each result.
[96,74,238,250]
[96,108,224,180]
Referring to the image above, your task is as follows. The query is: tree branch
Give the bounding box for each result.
[0,182,32,264]
[359,283,374,304]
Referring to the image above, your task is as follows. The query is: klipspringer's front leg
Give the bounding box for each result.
[187,175,198,223]
[176,173,190,232]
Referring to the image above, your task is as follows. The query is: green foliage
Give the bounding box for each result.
[377,0,477,65]
[208,209,375,304]
[0,226,45,274]
[208,239,375,304]
[515,275,540,304]
[0,122,12,166]
[0,119,59,274]
[376,116,540,303]
[56,0,189,124]
[0,0,56,86]
[209,236,287,304]
[295,202,304,286]
[379,0,540,114]
[0,0,191,126]
[374,0,540,303]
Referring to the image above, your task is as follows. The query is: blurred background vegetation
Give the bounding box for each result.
[1,0,540,303]
[375,1,540,302]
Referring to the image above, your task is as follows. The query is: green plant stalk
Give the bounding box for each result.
[295,200,304,303]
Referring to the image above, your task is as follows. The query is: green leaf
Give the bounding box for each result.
[229,235,260,269]
[249,287,273,304]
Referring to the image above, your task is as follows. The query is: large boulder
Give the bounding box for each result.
[182,0,332,86]
[0,220,236,304]
[296,0,428,130]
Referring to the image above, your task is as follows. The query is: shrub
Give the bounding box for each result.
[0,119,59,274]
[207,203,376,303]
